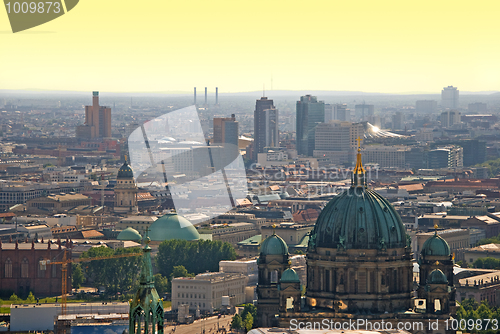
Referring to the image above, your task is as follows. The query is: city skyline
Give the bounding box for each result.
[1,1,499,93]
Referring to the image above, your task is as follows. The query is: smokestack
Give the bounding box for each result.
[216,87,219,105]
[204,87,207,107]
[194,87,197,105]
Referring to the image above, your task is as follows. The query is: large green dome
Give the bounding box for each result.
[149,213,200,242]
[280,268,300,283]
[260,233,288,256]
[309,187,406,250]
[427,269,448,284]
[421,232,450,257]
[117,227,142,242]
[117,161,134,179]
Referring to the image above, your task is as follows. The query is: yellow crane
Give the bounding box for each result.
[41,248,142,315]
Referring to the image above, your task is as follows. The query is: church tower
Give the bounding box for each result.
[129,234,164,334]
[114,159,138,214]
[417,228,456,315]
[256,231,290,327]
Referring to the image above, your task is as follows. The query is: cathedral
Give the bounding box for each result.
[114,159,139,214]
[257,146,456,334]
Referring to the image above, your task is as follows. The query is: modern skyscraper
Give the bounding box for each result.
[296,95,325,156]
[440,110,461,128]
[324,103,349,122]
[441,86,459,109]
[77,91,112,139]
[213,114,239,164]
[253,97,278,161]
[313,121,363,165]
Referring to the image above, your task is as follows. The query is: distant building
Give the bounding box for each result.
[441,86,459,109]
[440,110,461,127]
[324,103,349,122]
[416,100,437,114]
[362,145,409,169]
[468,102,487,112]
[213,114,239,165]
[171,272,247,312]
[296,95,325,156]
[392,111,405,130]
[26,193,92,214]
[0,240,72,297]
[460,139,486,167]
[254,97,279,161]
[354,103,374,120]
[76,91,112,139]
[114,161,138,214]
[313,121,363,165]
[428,146,463,169]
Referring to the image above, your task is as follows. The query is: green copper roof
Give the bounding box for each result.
[309,187,407,250]
[117,227,142,242]
[117,161,134,179]
[260,233,288,256]
[149,213,200,241]
[421,232,451,257]
[427,269,448,284]
[280,268,300,283]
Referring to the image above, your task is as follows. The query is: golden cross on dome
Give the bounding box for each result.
[355,136,363,150]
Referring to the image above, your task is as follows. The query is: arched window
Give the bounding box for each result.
[38,257,46,278]
[21,257,29,278]
[5,258,12,278]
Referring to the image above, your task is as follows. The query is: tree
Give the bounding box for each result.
[243,313,253,332]
[156,239,237,278]
[72,263,84,289]
[240,304,257,327]
[81,246,142,295]
[154,273,168,297]
[230,314,243,332]
[9,293,19,302]
[26,292,35,303]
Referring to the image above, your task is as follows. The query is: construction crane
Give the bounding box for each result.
[41,248,142,315]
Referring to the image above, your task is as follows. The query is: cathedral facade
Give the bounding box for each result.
[257,147,456,334]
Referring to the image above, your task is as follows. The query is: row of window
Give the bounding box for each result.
[3,258,57,278]
[178,293,206,299]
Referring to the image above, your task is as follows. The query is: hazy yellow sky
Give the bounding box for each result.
[1,0,499,93]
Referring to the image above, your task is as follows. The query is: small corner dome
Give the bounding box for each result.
[117,162,134,179]
[117,227,142,242]
[280,268,300,283]
[427,269,448,284]
[149,213,200,242]
[422,233,450,257]
[260,234,288,256]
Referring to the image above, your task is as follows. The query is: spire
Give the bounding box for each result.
[139,229,154,286]
[352,136,366,187]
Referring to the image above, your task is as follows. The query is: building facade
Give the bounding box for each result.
[441,86,459,109]
[76,91,112,139]
[296,95,325,156]
[254,97,278,161]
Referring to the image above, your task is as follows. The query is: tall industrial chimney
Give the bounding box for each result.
[194,87,197,105]
[215,87,218,105]
[204,87,208,107]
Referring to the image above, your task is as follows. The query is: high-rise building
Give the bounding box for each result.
[468,102,487,112]
[416,100,437,114]
[76,91,112,139]
[325,103,349,122]
[440,110,461,128]
[213,114,239,165]
[313,121,363,165]
[354,103,374,120]
[428,145,463,169]
[296,95,325,156]
[392,111,404,130]
[441,86,459,109]
[459,139,486,167]
[253,97,278,161]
